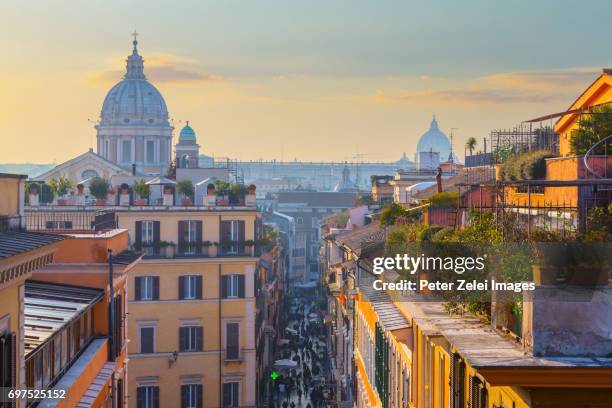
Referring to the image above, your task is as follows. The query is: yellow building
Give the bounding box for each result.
[116,207,259,408]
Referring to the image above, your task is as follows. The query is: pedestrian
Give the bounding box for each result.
[282,401,288,408]
[290,402,296,408]
[297,387,302,404]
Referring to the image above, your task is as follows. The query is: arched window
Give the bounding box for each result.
[81,169,99,180]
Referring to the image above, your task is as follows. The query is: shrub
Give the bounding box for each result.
[49,177,73,197]
[429,191,460,207]
[500,150,553,181]
[176,179,194,199]
[214,179,231,196]
[132,179,150,198]
[89,177,109,200]
[570,105,612,155]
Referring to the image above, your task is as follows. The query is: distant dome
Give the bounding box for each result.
[179,121,196,142]
[334,165,358,192]
[99,38,169,126]
[416,117,451,155]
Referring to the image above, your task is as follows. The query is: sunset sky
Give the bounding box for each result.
[1,0,611,164]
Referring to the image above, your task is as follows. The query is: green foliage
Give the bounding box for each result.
[26,181,40,194]
[570,105,612,155]
[379,203,421,226]
[229,183,248,203]
[89,177,109,199]
[132,179,150,197]
[49,177,73,197]
[465,137,477,155]
[214,179,232,196]
[176,179,194,199]
[500,150,554,181]
[428,191,460,207]
[585,203,612,241]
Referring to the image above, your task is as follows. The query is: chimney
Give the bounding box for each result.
[436,167,442,193]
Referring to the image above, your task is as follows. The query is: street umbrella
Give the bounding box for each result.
[274,359,298,369]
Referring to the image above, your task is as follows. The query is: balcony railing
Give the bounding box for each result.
[138,242,258,260]
[25,209,116,234]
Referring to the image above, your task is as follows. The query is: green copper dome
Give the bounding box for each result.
[179,121,196,142]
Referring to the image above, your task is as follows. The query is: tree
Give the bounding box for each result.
[132,179,150,198]
[89,177,110,200]
[176,179,194,199]
[166,158,177,179]
[49,177,73,197]
[569,105,612,155]
[465,137,477,156]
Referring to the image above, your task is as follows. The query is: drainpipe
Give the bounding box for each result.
[108,249,115,362]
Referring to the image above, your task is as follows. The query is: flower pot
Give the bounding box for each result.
[181,198,193,206]
[57,198,68,206]
[134,198,148,206]
[216,196,229,206]
[96,198,107,206]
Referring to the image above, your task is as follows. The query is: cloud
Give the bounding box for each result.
[358,67,600,107]
[88,53,223,84]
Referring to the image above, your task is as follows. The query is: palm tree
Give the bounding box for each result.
[465,137,477,156]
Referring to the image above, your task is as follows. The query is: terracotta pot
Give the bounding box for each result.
[134,198,147,206]
[181,198,193,206]
[96,198,107,206]
[57,198,68,206]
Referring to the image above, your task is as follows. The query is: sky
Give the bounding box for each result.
[1,0,611,164]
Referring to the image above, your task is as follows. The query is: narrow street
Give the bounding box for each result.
[269,286,332,408]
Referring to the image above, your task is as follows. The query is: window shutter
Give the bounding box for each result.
[153,386,160,408]
[196,327,203,351]
[238,220,245,241]
[181,385,188,408]
[226,323,239,360]
[135,221,142,247]
[449,352,455,408]
[153,221,161,244]
[178,221,187,252]
[196,276,203,299]
[114,295,123,357]
[237,275,245,298]
[222,383,230,407]
[153,277,160,300]
[179,276,185,300]
[137,387,145,408]
[221,275,228,298]
[179,327,188,352]
[135,277,142,301]
[196,384,203,408]
[195,221,203,253]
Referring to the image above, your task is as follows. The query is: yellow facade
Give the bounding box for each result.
[117,209,258,408]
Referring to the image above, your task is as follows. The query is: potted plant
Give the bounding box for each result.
[49,177,73,206]
[230,183,248,206]
[27,182,40,206]
[214,180,231,206]
[89,177,110,206]
[176,179,194,206]
[132,179,150,206]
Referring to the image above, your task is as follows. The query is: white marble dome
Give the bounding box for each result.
[100,40,169,126]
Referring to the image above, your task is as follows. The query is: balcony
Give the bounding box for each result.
[138,242,256,260]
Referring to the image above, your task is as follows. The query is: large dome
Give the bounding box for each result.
[416,116,451,155]
[99,39,169,126]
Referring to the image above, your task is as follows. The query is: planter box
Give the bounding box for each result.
[134,198,148,206]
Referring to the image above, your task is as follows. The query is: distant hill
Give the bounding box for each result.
[0,163,55,178]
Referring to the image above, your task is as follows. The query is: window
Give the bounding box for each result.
[178,220,202,255]
[222,382,239,407]
[221,275,245,299]
[135,276,160,301]
[296,217,303,225]
[181,384,202,408]
[225,322,240,360]
[139,327,155,354]
[122,140,132,163]
[146,140,155,164]
[220,220,245,255]
[179,275,202,300]
[142,221,154,244]
[0,332,16,390]
[292,248,305,257]
[81,169,99,180]
[137,386,159,408]
[136,221,160,254]
[179,326,203,352]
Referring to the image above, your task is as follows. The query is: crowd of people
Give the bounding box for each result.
[270,289,332,407]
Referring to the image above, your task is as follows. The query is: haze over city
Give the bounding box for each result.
[1,0,611,164]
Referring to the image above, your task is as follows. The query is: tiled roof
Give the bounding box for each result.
[0,231,66,259]
[335,223,385,256]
